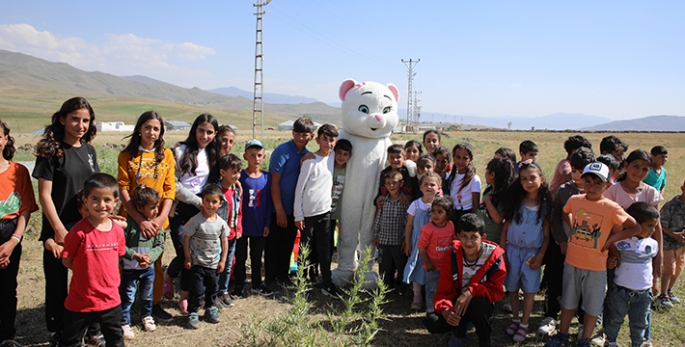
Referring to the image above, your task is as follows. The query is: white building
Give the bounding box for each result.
[96,122,134,132]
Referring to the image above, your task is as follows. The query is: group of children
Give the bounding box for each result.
[0,97,683,347]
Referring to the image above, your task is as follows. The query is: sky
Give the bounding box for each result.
[1,0,684,120]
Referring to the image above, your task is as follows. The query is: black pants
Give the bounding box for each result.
[234,236,266,288]
[168,201,199,291]
[450,209,470,233]
[188,265,219,313]
[0,242,21,341]
[265,213,297,284]
[43,249,69,333]
[543,241,564,319]
[60,306,124,347]
[378,244,407,290]
[424,296,494,347]
[300,212,332,284]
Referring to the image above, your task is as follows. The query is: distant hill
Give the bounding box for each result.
[581,115,685,131]
[404,112,612,130]
[209,86,320,105]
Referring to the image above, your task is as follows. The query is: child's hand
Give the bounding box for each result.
[45,239,63,259]
[674,231,685,242]
[263,227,269,237]
[236,232,242,239]
[425,261,435,272]
[607,256,619,269]
[217,262,225,274]
[529,254,543,270]
[374,238,379,247]
[0,241,17,267]
[402,241,411,257]
[454,290,473,316]
[375,196,385,209]
[443,309,461,327]
[399,195,410,205]
[295,220,304,231]
[138,220,160,239]
[184,260,192,270]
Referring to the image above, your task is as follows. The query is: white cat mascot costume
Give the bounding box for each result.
[331,79,400,289]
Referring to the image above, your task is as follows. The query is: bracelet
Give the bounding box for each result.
[12,233,22,240]
[11,235,21,243]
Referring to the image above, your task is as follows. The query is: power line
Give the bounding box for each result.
[402,58,419,133]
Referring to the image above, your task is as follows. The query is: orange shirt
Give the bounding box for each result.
[0,162,38,220]
[563,195,629,271]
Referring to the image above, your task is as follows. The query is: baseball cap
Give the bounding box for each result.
[245,139,264,151]
[581,162,610,182]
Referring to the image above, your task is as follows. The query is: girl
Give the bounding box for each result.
[422,130,441,155]
[404,140,423,163]
[403,172,442,311]
[500,162,552,342]
[479,157,516,245]
[117,110,176,321]
[218,125,235,157]
[432,146,451,183]
[166,114,220,314]
[495,147,517,163]
[445,143,481,224]
[208,154,243,305]
[33,97,99,343]
[413,154,435,198]
[0,121,38,344]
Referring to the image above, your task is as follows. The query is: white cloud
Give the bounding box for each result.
[511,83,523,88]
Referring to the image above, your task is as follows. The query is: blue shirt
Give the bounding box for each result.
[269,140,308,215]
[506,205,545,249]
[240,170,272,237]
[643,167,667,193]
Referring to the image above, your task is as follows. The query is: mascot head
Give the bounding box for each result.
[339,79,399,139]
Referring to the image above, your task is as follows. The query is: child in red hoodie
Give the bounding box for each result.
[424,213,506,347]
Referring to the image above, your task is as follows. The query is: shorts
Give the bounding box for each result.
[663,247,685,277]
[560,263,606,317]
[504,245,541,293]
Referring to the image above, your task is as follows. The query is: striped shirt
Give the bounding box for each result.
[373,193,410,246]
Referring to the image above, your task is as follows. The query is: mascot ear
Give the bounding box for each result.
[339,79,357,101]
[386,83,400,102]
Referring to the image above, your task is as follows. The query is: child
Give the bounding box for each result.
[432,146,451,183]
[404,172,442,310]
[545,162,641,347]
[518,140,539,163]
[599,135,628,162]
[643,146,667,194]
[373,170,410,294]
[659,179,685,307]
[418,196,456,319]
[209,154,243,305]
[549,135,592,198]
[33,97,100,344]
[293,124,341,298]
[494,147,517,162]
[0,120,38,344]
[375,144,415,207]
[183,185,229,329]
[445,143,481,222]
[58,173,125,347]
[266,117,315,292]
[416,154,435,176]
[404,140,423,163]
[235,140,273,296]
[538,146,594,337]
[478,157,515,245]
[597,154,620,183]
[603,202,659,347]
[329,139,352,274]
[120,186,165,339]
[501,162,552,342]
[422,130,441,155]
[424,213,506,347]
[217,125,236,157]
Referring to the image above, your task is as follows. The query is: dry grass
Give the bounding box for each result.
[10,130,685,346]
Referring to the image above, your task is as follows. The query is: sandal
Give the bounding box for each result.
[163,280,174,300]
[513,324,528,342]
[178,299,188,315]
[506,320,520,335]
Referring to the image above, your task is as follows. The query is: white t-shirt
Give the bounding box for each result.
[175,145,210,195]
[450,173,482,211]
[603,182,663,210]
[407,198,431,217]
[293,153,334,221]
[614,236,658,290]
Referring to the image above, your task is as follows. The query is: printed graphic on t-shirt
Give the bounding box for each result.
[88,153,96,172]
[570,208,603,249]
[248,189,262,207]
[331,175,345,211]
[0,192,21,219]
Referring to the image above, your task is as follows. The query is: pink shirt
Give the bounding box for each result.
[549,159,571,198]
[418,221,455,271]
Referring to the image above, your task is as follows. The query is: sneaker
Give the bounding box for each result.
[230,286,244,298]
[604,342,619,347]
[321,282,343,300]
[502,301,512,312]
[577,324,584,341]
[252,283,275,296]
[152,304,173,322]
[577,338,591,347]
[544,332,569,347]
[121,325,135,340]
[658,294,674,308]
[0,340,22,347]
[537,316,557,336]
[204,307,221,324]
[668,289,680,303]
[590,331,605,346]
[220,292,235,307]
[447,332,467,347]
[85,333,106,347]
[142,316,156,332]
[187,312,200,329]
[411,296,423,310]
[641,341,653,347]
[266,280,282,294]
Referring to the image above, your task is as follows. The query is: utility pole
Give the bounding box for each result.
[413,90,422,128]
[401,59,419,133]
[252,0,271,139]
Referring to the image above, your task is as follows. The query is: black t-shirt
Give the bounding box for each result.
[32,142,99,240]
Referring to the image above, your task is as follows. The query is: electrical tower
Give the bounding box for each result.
[401,59,419,133]
[252,0,271,139]
[413,91,422,127]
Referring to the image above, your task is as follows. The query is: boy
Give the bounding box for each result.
[375,144,416,207]
[545,162,641,347]
[603,202,659,347]
[599,135,628,162]
[372,170,410,294]
[266,117,316,292]
[549,135,592,198]
[643,146,668,194]
[424,213,506,347]
[596,154,621,183]
[516,140,538,172]
[538,147,594,336]
[329,139,352,266]
[236,139,273,296]
[293,124,341,298]
[183,185,229,329]
[658,179,685,307]
[58,173,126,347]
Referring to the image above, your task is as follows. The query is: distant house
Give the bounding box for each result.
[166,120,192,131]
[394,122,407,133]
[96,122,134,132]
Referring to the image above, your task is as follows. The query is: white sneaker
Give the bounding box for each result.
[641,341,653,347]
[537,316,556,336]
[590,331,606,346]
[577,324,584,340]
[142,316,156,332]
[122,324,135,340]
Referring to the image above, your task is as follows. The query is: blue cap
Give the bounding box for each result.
[245,139,264,150]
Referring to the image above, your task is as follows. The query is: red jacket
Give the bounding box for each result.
[434,239,506,313]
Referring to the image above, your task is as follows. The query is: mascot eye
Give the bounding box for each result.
[358,105,369,114]
[382,106,391,114]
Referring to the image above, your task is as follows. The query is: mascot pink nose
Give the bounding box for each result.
[374,114,383,122]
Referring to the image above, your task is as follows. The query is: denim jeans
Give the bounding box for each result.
[120,267,155,325]
[218,238,237,293]
[424,270,441,313]
[604,284,652,347]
